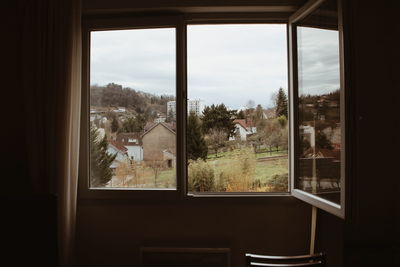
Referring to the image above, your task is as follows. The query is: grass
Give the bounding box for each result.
[112,148,288,190]
[255,150,288,158]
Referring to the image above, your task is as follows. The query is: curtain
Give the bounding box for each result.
[21,0,81,266]
[57,1,82,266]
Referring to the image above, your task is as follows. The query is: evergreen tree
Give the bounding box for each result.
[90,125,117,187]
[119,114,146,133]
[111,116,119,133]
[275,87,288,118]
[237,110,246,119]
[254,104,264,127]
[202,104,236,138]
[187,112,208,160]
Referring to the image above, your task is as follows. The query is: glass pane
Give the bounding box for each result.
[89,28,176,189]
[296,0,342,204]
[187,24,288,193]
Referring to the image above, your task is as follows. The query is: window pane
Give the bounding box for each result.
[187,24,288,193]
[89,28,176,189]
[296,0,342,204]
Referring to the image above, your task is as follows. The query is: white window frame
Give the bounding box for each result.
[288,0,346,218]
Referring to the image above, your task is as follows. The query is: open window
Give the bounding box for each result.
[79,0,346,218]
[288,0,345,217]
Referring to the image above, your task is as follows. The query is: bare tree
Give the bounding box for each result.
[206,128,227,158]
[147,160,164,187]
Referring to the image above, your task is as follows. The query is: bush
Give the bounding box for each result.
[265,173,288,192]
[188,159,215,192]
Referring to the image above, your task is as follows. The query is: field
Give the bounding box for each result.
[109,148,288,192]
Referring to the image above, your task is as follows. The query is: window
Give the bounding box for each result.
[89,27,176,189]
[289,0,345,217]
[81,0,346,217]
[186,24,289,193]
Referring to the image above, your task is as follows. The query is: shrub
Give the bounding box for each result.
[188,159,215,192]
[265,173,288,192]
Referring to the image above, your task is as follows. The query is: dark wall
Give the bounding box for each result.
[341,0,400,266]
[77,198,312,267]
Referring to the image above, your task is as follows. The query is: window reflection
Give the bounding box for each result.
[296,0,342,204]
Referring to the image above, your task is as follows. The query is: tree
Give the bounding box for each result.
[166,109,175,123]
[119,114,146,133]
[187,112,208,160]
[111,115,119,133]
[147,161,164,187]
[275,87,288,118]
[254,104,265,127]
[246,99,255,110]
[261,119,288,154]
[236,110,246,119]
[90,125,117,187]
[202,104,236,138]
[206,128,227,158]
[248,131,265,153]
[316,131,333,150]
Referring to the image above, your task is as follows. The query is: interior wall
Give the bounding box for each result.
[76,198,312,267]
[315,210,344,267]
[341,0,400,266]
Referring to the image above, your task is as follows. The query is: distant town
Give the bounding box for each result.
[90,82,341,194]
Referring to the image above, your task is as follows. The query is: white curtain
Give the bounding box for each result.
[57,0,82,266]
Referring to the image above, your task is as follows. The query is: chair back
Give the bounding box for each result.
[245,252,326,267]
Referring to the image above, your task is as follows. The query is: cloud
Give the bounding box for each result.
[90,24,289,109]
[91,28,176,95]
[187,24,288,109]
[297,27,341,95]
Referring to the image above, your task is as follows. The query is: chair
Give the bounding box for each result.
[245,252,326,267]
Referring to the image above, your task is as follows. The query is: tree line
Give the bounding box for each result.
[91,83,175,115]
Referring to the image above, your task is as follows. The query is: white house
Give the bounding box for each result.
[230,119,255,141]
[116,133,144,161]
[300,125,315,147]
[107,140,129,169]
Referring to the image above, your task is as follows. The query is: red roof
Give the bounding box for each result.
[108,140,128,152]
[233,119,248,129]
[303,148,340,160]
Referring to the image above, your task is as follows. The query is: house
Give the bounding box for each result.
[116,133,143,161]
[141,122,176,167]
[263,108,276,119]
[230,119,256,141]
[107,139,129,170]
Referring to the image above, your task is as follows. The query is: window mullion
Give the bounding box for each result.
[176,16,188,198]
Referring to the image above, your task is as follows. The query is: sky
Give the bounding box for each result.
[297,26,340,96]
[91,24,339,110]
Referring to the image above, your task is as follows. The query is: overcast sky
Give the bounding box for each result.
[297,27,340,95]
[91,24,339,110]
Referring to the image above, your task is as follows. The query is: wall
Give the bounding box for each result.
[142,124,176,162]
[326,0,399,266]
[77,198,312,267]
